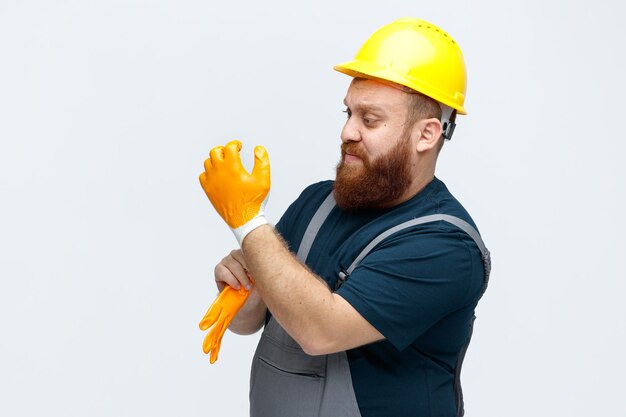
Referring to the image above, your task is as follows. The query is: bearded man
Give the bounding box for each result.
[199,18,491,417]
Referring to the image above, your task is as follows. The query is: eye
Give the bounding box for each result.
[363,115,380,126]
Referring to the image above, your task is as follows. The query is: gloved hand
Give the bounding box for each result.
[199,285,250,364]
[199,140,271,245]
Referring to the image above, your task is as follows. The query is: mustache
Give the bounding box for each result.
[341,143,368,160]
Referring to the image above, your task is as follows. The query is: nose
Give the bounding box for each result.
[340,117,361,143]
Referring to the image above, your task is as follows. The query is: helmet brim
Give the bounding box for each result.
[334,60,467,115]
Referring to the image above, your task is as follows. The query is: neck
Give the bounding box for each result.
[382,154,437,208]
[386,174,434,208]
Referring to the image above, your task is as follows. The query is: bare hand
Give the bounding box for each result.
[214,249,263,315]
[215,249,253,291]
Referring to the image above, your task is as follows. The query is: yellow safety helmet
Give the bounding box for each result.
[334,18,468,116]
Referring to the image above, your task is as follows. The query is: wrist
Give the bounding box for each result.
[231,213,269,246]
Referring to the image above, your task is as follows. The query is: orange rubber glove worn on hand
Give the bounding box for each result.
[199,140,271,245]
[199,285,250,363]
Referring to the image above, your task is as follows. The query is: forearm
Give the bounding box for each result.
[241,225,350,354]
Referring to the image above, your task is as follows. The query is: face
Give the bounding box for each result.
[334,79,416,210]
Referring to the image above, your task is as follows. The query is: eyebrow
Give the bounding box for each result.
[343,100,386,113]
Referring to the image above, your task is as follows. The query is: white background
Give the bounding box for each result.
[1,1,625,416]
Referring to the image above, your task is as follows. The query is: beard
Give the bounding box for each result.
[333,136,413,211]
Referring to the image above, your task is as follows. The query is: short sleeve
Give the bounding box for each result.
[336,226,483,351]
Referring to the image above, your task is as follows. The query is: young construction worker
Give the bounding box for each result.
[198,17,491,417]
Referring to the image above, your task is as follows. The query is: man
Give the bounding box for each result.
[199,18,490,417]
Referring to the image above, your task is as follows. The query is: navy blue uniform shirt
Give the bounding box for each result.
[274,178,486,417]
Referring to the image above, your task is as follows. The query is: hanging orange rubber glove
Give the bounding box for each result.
[199,285,250,363]
[199,140,271,246]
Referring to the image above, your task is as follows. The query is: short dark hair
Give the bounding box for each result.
[405,91,447,152]
[406,91,442,126]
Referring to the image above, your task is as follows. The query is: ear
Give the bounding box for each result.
[414,118,443,153]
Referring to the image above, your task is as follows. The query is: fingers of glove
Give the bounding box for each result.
[198,172,209,191]
[251,146,270,181]
[210,319,229,364]
[202,330,214,355]
[198,288,231,330]
[212,311,233,359]
[202,156,212,173]
[209,145,225,163]
[223,140,246,175]
[204,314,229,362]
[225,140,242,153]
[199,301,222,330]
[199,285,248,330]
[202,317,224,354]
[223,140,242,159]
[209,341,220,363]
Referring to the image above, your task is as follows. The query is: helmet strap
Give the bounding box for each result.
[440,105,457,141]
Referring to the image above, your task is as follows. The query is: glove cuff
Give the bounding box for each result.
[231,213,269,246]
